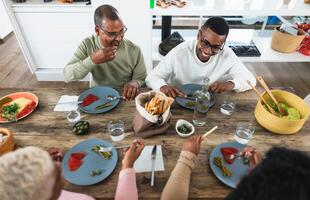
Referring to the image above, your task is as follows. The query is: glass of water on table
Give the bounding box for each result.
[107,120,125,142]
[234,123,255,144]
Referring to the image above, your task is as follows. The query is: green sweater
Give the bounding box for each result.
[64,35,147,88]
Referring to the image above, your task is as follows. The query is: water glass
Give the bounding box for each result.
[220,100,236,116]
[107,120,125,142]
[234,123,255,144]
[193,92,210,126]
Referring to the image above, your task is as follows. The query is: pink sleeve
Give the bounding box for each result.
[115,168,138,200]
[58,190,95,200]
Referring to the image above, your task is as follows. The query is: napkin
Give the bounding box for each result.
[53,95,79,112]
[133,145,165,173]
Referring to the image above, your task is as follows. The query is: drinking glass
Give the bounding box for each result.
[107,120,125,142]
[234,123,255,144]
[193,91,210,126]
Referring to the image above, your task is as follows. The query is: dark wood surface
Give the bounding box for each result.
[0,87,309,200]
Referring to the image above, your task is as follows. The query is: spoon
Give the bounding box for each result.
[106,95,124,101]
[99,145,130,152]
[256,76,288,116]
[246,80,279,116]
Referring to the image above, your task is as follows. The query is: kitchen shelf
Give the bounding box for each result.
[153,0,310,16]
[152,29,310,63]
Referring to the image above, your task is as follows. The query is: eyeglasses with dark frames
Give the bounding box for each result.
[199,30,225,54]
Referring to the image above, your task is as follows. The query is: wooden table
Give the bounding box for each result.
[1,87,309,200]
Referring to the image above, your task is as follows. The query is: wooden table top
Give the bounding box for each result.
[1,87,309,200]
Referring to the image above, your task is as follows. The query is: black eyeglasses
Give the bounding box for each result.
[100,26,127,39]
[199,30,225,54]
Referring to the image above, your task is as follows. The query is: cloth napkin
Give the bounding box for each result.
[53,95,79,112]
[133,145,165,173]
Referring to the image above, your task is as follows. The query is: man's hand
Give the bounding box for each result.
[122,80,140,101]
[209,81,235,93]
[122,139,145,169]
[91,46,117,64]
[182,135,203,155]
[241,147,263,169]
[160,85,186,98]
[47,148,63,162]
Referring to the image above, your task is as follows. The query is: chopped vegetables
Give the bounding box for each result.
[90,169,102,176]
[92,145,112,160]
[68,152,86,171]
[264,101,301,120]
[95,102,113,110]
[0,97,13,111]
[81,94,99,107]
[73,121,89,135]
[177,124,192,134]
[220,147,238,164]
[185,101,196,107]
[1,103,19,121]
[213,156,232,177]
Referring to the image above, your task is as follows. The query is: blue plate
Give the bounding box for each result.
[62,139,118,186]
[175,84,216,110]
[209,141,249,188]
[78,86,120,114]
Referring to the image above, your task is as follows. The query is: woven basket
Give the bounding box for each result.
[271,26,306,53]
[0,128,15,155]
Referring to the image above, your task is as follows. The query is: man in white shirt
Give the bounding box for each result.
[146,17,256,98]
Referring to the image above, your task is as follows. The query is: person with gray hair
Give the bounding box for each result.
[64,4,147,101]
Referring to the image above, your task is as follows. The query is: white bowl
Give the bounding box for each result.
[175,119,195,137]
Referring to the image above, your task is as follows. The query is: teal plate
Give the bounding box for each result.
[175,84,215,110]
[209,141,249,188]
[62,139,118,186]
[78,86,120,114]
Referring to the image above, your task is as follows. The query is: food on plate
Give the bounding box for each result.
[92,145,112,160]
[0,97,36,121]
[264,101,301,120]
[1,103,19,121]
[95,102,113,110]
[220,147,238,164]
[68,151,86,171]
[144,93,174,115]
[184,101,196,107]
[177,123,192,134]
[0,97,13,111]
[90,169,102,176]
[81,94,99,107]
[73,121,89,135]
[213,156,232,177]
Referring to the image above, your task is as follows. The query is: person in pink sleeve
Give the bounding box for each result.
[115,139,145,200]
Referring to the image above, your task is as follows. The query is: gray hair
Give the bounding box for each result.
[94,5,121,29]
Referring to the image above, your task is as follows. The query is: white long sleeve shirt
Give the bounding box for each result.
[146,39,256,92]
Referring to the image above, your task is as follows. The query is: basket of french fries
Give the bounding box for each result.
[133,91,174,138]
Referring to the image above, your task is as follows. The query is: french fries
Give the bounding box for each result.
[144,94,174,115]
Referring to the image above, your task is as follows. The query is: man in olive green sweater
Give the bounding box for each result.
[64,5,147,100]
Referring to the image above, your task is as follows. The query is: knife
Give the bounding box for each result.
[150,145,157,187]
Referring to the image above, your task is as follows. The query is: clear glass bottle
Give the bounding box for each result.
[192,77,211,126]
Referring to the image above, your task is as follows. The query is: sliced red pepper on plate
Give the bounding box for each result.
[81,94,99,107]
[71,152,86,160]
[68,151,86,171]
[220,147,238,164]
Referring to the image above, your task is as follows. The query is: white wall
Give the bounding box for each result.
[0,0,12,39]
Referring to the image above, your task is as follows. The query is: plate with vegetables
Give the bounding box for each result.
[209,141,250,188]
[0,92,38,123]
[78,86,120,114]
[175,84,216,110]
[62,138,118,186]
